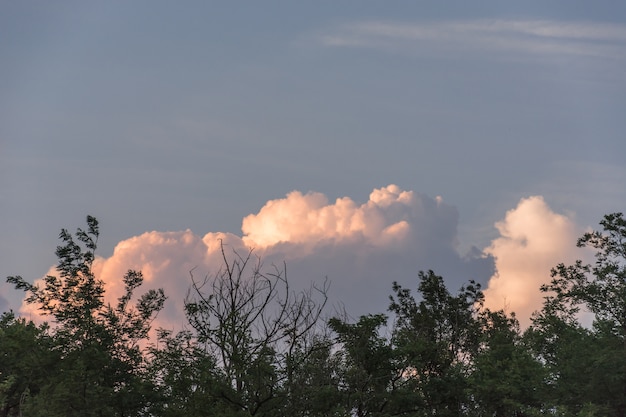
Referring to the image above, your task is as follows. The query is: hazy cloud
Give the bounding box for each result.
[317,19,626,59]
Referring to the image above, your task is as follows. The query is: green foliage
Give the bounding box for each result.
[469,310,545,416]
[280,334,344,417]
[146,329,230,417]
[6,216,165,417]
[533,212,626,416]
[544,212,626,333]
[389,271,484,416]
[0,312,54,417]
[329,314,394,417]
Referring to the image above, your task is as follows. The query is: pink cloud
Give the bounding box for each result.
[241,185,420,250]
[483,196,589,327]
[15,185,499,330]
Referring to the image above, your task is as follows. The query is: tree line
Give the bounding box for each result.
[1,213,625,416]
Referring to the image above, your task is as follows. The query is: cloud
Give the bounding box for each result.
[241,185,495,315]
[317,19,626,59]
[483,196,588,327]
[15,185,495,331]
[14,187,598,333]
[243,185,442,250]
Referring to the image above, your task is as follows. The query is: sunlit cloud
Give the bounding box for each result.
[242,185,427,249]
[483,196,589,327]
[15,185,495,330]
[317,19,626,59]
[14,190,596,331]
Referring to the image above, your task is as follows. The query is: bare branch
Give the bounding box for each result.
[184,240,329,408]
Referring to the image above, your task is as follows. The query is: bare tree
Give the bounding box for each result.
[184,241,329,415]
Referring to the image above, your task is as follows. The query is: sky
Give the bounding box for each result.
[2,1,625,329]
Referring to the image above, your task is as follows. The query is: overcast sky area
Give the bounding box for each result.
[2,1,625,328]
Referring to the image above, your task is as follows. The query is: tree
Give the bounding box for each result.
[469,310,545,417]
[388,271,484,416]
[534,212,626,416]
[184,242,329,416]
[546,213,626,334]
[7,216,166,416]
[329,313,395,417]
[526,299,612,416]
[0,312,55,417]
[146,329,227,417]
[278,332,344,417]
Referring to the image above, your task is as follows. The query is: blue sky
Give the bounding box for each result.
[2,1,625,324]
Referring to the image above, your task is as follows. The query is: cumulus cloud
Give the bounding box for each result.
[483,196,588,327]
[240,185,494,315]
[243,185,445,250]
[15,185,495,331]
